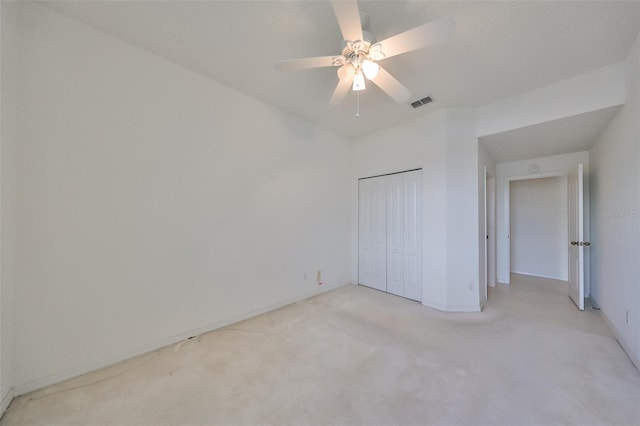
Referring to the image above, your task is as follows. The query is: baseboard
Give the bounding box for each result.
[511,271,568,281]
[422,299,482,313]
[443,305,482,313]
[586,295,600,310]
[0,388,13,419]
[422,299,445,311]
[599,308,640,372]
[13,282,351,397]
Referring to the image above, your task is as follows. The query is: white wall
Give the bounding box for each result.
[0,0,19,412]
[589,31,640,369]
[476,62,626,137]
[496,151,589,285]
[352,108,481,312]
[12,3,352,393]
[510,177,568,280]
[445,109,481,311]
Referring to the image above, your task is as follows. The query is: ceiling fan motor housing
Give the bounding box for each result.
[339,30,375,52]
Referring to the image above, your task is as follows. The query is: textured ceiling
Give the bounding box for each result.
[43,1,640,141]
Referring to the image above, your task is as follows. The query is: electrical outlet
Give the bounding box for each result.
[317,270,322,285]
[626,310,630,324]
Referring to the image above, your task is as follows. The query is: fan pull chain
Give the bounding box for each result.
[356,91,360,118]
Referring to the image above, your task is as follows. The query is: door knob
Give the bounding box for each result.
[583,242,591,246]
[571,241,578,245]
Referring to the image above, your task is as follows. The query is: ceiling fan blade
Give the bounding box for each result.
[370,66,411,103]
[329,78,352,108]
[275,56,339,72]
[376,16,456,59]
[331,0,364,42]
[330,65,354,107]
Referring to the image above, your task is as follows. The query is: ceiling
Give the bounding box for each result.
[43,1,640,143]
[479,105,622,163]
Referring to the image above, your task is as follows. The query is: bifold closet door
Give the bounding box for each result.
[358,170,422,301]
[402,170,422,301]
[386,174,404,296]
[358,176,387,292]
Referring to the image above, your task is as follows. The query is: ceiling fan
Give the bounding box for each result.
[274,0,456,108]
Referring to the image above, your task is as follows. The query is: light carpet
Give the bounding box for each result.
[2,274,639,425]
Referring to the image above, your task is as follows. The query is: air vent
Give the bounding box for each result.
[411,96,433,108]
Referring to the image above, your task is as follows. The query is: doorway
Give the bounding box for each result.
[500,162,589,311]
[509,175,569,281]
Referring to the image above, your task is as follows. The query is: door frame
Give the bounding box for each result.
[484,169,496,296]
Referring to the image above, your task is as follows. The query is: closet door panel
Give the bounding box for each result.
[404,170,422,301]
[386,174,404,296]
[358,179,373,286]
[370,178,387,292]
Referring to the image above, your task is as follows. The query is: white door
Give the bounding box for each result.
[386,174,404,296]
[358,177,387,292]
[568,163,585,310]
[358,178,374,288]
[371,178,388,292]
[403,170,422,301]
[358,170,422,301]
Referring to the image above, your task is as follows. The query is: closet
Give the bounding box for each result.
[358,169,422,301]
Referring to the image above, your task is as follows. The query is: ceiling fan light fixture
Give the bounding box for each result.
[352,69,366,91]
[337,64,354,81]
[362,59,379,80]
[274,1,456,108]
